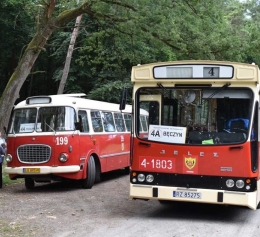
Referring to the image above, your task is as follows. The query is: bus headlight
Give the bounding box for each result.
[59,153,68,162]
[226,179,234,188]
[146,174,154,183]
[236,180,244,188]
[5,154,12,162]
[137,174,145,182]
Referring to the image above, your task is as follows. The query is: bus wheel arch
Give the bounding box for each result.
[81,155,96,189]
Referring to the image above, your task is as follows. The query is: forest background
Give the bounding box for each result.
[0,0,260,131]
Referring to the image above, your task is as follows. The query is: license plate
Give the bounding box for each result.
[23,168,40,173]
[173,191,201,199]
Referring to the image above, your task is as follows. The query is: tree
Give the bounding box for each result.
[57,14,83,94]
[0,0,255,133]
[0,0,34,93]
[0,0,136,132]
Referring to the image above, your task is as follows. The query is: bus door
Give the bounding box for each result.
[77,110,94,173]
[100,111,118,171]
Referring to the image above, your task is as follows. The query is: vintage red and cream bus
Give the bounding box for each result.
[4,93,148,189]
[127,60,260,210]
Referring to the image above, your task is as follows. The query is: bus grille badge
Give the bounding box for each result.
[220,167,232,172]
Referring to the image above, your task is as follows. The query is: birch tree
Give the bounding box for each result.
[0,0,134,132]
[57,15,83,94]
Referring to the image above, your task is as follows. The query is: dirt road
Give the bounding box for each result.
[1,170,260,237]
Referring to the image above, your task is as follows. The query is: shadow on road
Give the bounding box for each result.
[139,199,250,223]
[8,168,129,193]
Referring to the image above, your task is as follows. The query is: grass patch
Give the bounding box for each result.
[2,161,23,186]
[0,220,35,237]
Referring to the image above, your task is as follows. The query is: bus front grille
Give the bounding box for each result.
[17,145,51,164]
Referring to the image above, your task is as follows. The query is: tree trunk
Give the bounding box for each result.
[0,1,92,136]
[57,15,83,94]
[0,25,55,135]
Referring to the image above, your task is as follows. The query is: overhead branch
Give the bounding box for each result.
[55,1,129,28]
[184,0,198,15]
[99,0,138,12]
[140,27,182,51]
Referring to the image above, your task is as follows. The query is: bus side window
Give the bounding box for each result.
[124,114,132,132]
[78,110,89,132]
[91,111,103,132]
[102,112,115,132]
[114,113,126,132]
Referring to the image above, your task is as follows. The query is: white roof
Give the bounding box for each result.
[15,93,134,113]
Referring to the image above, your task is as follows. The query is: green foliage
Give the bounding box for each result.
[0,0,35,93]
[1,0,260,102]
[87,80,132,104]
[2,162,22,186]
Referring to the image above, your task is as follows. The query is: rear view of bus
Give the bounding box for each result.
[130,60,260,210]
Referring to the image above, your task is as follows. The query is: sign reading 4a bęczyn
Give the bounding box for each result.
[148,125,187,144]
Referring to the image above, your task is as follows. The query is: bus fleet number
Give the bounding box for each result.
[140,158,173,170]
[56,137,68,145]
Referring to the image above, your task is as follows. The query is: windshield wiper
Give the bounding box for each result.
[201,83,231,105]
[45,122,56,134]
[157,83,184,107]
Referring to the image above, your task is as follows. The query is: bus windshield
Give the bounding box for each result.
[10,106,76,134]
[137,86,253,145]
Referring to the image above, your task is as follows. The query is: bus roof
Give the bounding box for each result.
[15,94,134,114]
[131,60,260,84]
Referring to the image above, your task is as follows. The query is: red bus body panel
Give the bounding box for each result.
[131,138,258,178]
[7,132,130,180]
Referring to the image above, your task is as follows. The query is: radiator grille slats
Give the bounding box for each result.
[18,145,51,163]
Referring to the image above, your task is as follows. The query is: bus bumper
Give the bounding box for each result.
[4,165,80,174]
[130,184,258,210]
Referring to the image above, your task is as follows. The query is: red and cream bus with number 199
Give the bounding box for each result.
[127,60,260,210]
[4,93,148,189]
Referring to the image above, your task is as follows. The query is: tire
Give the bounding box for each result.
[94,162,101,183]
[257,201,260,209]
[25,177,35,190]
[159,200,173,205]
[124,166,130,175]
[82,156,96,189]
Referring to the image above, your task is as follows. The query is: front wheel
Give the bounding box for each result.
[159,200,173,205]
[124,166,130,175]
[257,201,260,209]
[82,156,96,189]
[25,177,35,190]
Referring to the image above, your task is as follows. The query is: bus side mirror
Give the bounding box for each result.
[119,88,127,110]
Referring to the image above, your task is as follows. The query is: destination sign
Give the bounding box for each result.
[153,64,233,79]
[148,125,186,144]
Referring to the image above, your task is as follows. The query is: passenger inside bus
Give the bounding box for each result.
[104,119,115,132]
